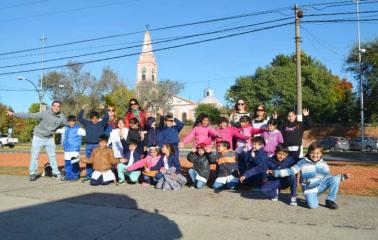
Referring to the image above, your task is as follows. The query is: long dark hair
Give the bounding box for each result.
[234,98,248,111]
[253,104,267,120]
[127,98,142,112]
[163,143,176,155]
[193,113,209,127]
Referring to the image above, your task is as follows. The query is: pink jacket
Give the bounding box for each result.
[215,126,248,149]
[127,155,161,172]
[182,125,218,147]
[236,124,263,152]
[262,130,284,157]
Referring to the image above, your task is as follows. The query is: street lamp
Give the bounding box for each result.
[17,76,45,112]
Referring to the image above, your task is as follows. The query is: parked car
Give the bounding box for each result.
[0,134,19,148]
[349,137,378,152]
[318,136,350,152]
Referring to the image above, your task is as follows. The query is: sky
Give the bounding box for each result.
[0,0,377,112]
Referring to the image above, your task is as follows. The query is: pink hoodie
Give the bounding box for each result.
[127,155,161,172]
[182,125,218,147]
[236,124,263,152]
[262,130,284,157]
[215,126,248,149]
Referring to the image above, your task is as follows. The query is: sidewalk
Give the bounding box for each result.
[0,175,377,240]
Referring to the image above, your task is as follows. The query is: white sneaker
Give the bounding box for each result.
[271,196,278,201]
[290,197,297,206]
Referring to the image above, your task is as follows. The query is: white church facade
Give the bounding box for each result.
[135,30,223,121]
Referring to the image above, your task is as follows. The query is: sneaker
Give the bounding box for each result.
[325,199,338,209]
[271,196,278,201]
[81,177,91,183]
[118,179,126,184]
[290,197,298,206]
[52,174,62,180]
[29,174,37,182]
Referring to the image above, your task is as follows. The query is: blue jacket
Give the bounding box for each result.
[243,148,269,178]
[265,155,296,180]
[157,118,184,147]
[145,117,159,147]
[273,157,331,191]
[78,110,109,144]
[152,154,181,173]
[123,150,142,165]
[62,124,82,152]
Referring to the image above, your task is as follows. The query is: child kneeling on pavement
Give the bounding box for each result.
[117,139,142,184]
[269,142,351,209]
[187,143,217,189]
[212,141,239,190]
[81,134,118,186]
[260,144,297,206]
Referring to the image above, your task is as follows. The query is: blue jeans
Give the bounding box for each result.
[304,175,341,209]
[85,144,98,178]
[188,168,206,189]
[212,176,238,190]
[64,159,80,180]
[30,136,59,175]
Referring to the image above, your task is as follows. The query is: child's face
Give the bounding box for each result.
[287,112,296,123]
[252,142,264,151]
[68,120,76,127]
[91,117,99,124]
[268,124,277,132]
[130,123,138,129]
[117,120,125,129]
[201,117,209,126]
[99,140,107,148]
[217,144,227,153]
[276,151,288,161]
[129,144,137,152]
[198,149,205,155]
[150,149,158,157]
[309,148,323,162]
[165,118,174,127]
[162,145,169,155]
[219,122,227,128]
[240,121,248,127]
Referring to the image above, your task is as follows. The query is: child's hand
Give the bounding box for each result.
[120,158,127,164]
[144,168,150,172]
[266,170,273,175]
[342,173,352,180]
[303,108,310,116]
[191,147,196,152]
[160,167,166,173]
[82,104,89,110]
[240,176,246,183]
[6,111,14,117]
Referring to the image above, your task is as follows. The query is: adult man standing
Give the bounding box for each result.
[7,101,67,181]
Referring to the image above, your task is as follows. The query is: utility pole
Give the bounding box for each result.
[295,5,304,122]
[40,35,47,111]
[355,0,365,152]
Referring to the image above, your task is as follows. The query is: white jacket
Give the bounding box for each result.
[108,128,129,158]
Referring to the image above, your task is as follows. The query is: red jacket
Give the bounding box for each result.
[124,110,147,129]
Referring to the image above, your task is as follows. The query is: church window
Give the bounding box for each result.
[141,67,147,81]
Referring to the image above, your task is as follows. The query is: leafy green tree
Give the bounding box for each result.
[104,84,134,117]
[194,104,221,124]
[226,53,347,122]
[345,38,378,123]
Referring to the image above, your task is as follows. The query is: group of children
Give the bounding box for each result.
[57,103,350,210]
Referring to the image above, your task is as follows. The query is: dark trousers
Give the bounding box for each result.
[90,175,114,186]
[261,175,297,199]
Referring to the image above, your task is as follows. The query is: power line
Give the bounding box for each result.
[0,22,294,76]
[0,0,47,10]
[0,7,293,56]
[0,17,292,69]
[307,9,378,17]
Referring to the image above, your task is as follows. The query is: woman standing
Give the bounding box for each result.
[229,98,251,128]
[124,98,148,129]
[251,104,270,130]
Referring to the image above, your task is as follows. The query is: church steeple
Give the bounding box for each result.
[136,30,158,85]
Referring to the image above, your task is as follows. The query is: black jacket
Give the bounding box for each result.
[278,116,313,146]
[187,151,217,179]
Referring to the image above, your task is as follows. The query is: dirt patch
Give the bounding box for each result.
[1,152,377,196]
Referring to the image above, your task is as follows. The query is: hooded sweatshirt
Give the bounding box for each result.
[15,109,67,139]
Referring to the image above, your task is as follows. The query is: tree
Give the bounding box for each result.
[43,63,126,114]
[226,53,348,123]
[345,38,378,123]
[194,104,221,124]
[104,84,134,117]
[136,80,184,114]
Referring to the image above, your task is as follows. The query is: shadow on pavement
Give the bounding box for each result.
[0,193,182,240]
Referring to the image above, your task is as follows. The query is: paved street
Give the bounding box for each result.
[0,175,377,240]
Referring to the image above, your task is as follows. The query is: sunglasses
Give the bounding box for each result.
[256,109,265,112]
[130,102,138,106]
[165,119,174,122]
[237,103,245,106]
[107,109,115,112]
